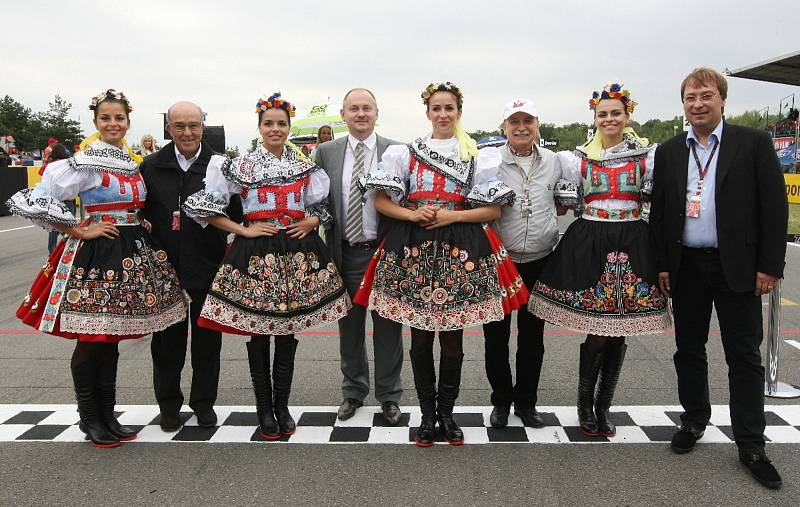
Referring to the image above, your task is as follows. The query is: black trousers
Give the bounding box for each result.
[151,288,222,414]
[672,248,765,452]
[482,255,549,409]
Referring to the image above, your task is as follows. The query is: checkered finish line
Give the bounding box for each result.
[2,405,800,445]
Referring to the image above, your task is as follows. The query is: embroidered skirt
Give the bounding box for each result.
[16,225,188,342]
[528,217,671,336]
[354,221,528,331]
[197,230,350,336]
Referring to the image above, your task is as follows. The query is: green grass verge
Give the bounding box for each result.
[790,203,800,235]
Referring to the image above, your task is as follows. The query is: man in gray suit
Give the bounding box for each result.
[315,88,404,425]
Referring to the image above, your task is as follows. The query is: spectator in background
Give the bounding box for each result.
[39,143,76,253]
[310,125,334,158]
[43,137,59,163]
[139,134,159,157]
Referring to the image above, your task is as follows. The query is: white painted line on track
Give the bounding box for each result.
[0,225,35,233]
[788,242,800,249]
[786,339,800,351]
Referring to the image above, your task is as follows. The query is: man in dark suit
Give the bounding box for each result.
[650,68,788,489]
[314,88,404,425]
[141,101,242,431]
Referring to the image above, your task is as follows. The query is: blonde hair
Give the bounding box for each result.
[139,134,159,156]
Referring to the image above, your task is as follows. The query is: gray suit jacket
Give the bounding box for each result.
[315,134,401,268]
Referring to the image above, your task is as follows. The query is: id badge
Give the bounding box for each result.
[171,210,181,231]
[520,197,533,218]
[686,195,701,218]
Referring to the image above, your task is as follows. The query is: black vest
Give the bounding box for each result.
[140,142,243,290]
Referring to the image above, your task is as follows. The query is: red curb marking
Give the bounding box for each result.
[3,329,800,336]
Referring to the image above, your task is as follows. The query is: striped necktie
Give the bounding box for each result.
[345,142,366,244]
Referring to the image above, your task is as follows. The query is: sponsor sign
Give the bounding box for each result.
[786,174,800,204]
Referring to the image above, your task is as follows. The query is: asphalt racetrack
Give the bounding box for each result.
[1,214,799,505]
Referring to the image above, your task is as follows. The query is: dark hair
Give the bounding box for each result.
[49,143,69,162]
[93,98,131,120]
[258,106,291,126]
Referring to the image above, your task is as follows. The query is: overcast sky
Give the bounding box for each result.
[5,0,798,150]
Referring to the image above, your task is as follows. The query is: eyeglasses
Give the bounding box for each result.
[682,93,718,105]
[170,123,203,133]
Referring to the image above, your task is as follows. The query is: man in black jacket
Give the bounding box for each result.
[650,68,787,489]
[141,101,242,431]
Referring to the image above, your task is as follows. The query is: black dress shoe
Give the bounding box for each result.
[337,398,363,421]
[195,407,218,428]
[515,406,546,428]
[381,401,402,426]
[670,426,704,454]
[159,412,182,432]
[740,451,782,489]
[489,405,510,428]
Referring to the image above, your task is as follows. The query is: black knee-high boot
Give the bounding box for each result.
[437,353,464,445]
[578,342,604,437]
[595,342,627,436]
[410,343,437,447]
[71,343,119,448]
[273,336,298,436]
[95,344,137,441]
[246,338,280,440]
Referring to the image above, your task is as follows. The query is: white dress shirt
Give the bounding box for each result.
[175,145,201,172]
[341,132,378,241]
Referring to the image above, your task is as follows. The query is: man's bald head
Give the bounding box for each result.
[166,101,205,157]
[167,101,204,123]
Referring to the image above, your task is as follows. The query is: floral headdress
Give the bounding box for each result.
[421,81,464,108]
[89,89,132,113]
[255,92,296,117]
[589,83,636,114]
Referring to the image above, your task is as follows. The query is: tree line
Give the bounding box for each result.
[0,95,84,151]
[469,110,785,148]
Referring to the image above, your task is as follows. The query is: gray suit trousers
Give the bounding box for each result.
[338,243,403,403]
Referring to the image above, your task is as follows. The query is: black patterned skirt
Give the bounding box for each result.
[197,230,350,336]
[528,217,671,336]
[354,221,528,331]
[17,224,188,342]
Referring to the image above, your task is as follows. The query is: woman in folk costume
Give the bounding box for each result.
[354,82,527,446]
[183,92,350,440]
[6,89,188,448]
[528,83,671,437]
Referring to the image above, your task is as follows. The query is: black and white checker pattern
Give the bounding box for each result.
[2,404,799,444]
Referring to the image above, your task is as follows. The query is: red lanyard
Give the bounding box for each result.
[689,138,719,192]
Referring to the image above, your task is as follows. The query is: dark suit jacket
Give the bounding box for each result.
[314,135,401,268]
[140,142,243,290]
[649,122,787,292]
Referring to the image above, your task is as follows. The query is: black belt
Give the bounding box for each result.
[683,246,718,254]
[344,239,379,249]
